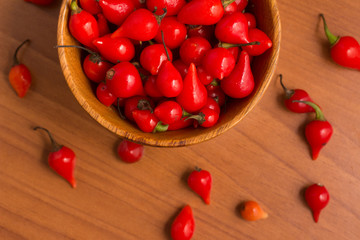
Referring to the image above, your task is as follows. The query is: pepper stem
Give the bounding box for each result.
[70,0,82,14]
[155,8,167,25]
[279,74,295,98]
[292,100,325,121]
[13,39,30,66]
[319,14,339,46]
[34,126,62,152]
[186,112,206,125]
[154,121,169,133]
[219,41,261,49]
[55,45,103,63]
[222,0,237,9]
[161,30,171,61]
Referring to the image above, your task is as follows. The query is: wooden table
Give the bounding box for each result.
[1,1,360,239]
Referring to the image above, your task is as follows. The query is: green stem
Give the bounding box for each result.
[13,39,30,66]
[292,100,325,121]
[155,8,167,25]
[161,30,171,61]
[186,112,206,125]
[219,41,261,49]
[222,0,237,9]
[319,14,339,46]
[154,121,169,133]
[70,0,81,14]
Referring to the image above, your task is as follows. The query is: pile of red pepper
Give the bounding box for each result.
[66,0,273,132]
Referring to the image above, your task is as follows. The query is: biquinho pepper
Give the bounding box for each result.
[293,100,333,160]
[320,14,360,70]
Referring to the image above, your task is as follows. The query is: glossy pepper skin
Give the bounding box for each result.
[171,205,195,240]
[8,40,32,98]
[320,14,360,70]
[305,183,330,223]
[293,101,333,160]
[279,74,315,113]
[187,167,212,204]
[34,127,76,188]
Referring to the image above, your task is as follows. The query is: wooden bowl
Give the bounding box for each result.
[57,0,281,147]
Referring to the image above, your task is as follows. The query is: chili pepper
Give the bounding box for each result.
[176,63,207,113]
[156,60,183,97]
[92,34,135,64]
[167,117,194,131]
[304,183,330,223]
[117,140,144,163]
[320,14,360,70]
[203,97,221,114]
[105,61,145,98]
[172,59,189,79]
[154,100,183,124]
[179,37,212,66]
[124,97,154,122]
[279,74,315,113]
[144,75,163,98]
[154,16,187,49]
[207,80,226,107]
[146,0,186,16]
[34,127,76,188]
[111,8,167,41]
[242,28,272,56]
[187,107,219,128]
[171,205,195,240]
[187,167,212,204]
[139,43,173,75]
[224,0,248,15]
[186,25,215,43]
[24,0,54,5]
[215,11,250,44]
[220,50,254,98]
[79,0,102,15]
[177,0,236,25]
[132,109,169,133]
[293,100,333,160]
[69,0,99,49]
[8,39,32,98]
[98,0,135,26]
[55,45,113,83]
[202,47,236,80]
[96,13,111,37]
[240,200,268,221]
[244,12,256,29]
[96,82,117,106]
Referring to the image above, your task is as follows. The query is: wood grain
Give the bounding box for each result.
[1,0,360,240]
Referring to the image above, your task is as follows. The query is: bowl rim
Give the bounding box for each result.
[57,0,281,147]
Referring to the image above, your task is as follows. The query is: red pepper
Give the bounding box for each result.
[79,0,102,15]
[187,107,219,128]
[154,100,183,125]
[153,16,187,49]
[293,101,333,160]
[305,183,330,223]
[279,74,315,113]
[8,39,32,98]
[98,0,135,26]
[220,50,254,98]
[215,11,250,44]
[171,205,195,240]
[68,0,99,49]
[117,140,144,163]
[132,109,168,133]
[146,0,186,16]
[176,63,207,113]
[140,44,173,75]
[96,82,117,106]
[111,8,167,41]
[177,0,226,25]
[34,127,76,188]
[320,14,360,70]
[202,47,235,80]
[187,167,212,204]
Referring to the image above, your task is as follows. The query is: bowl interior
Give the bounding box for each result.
[57,0,281,147]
